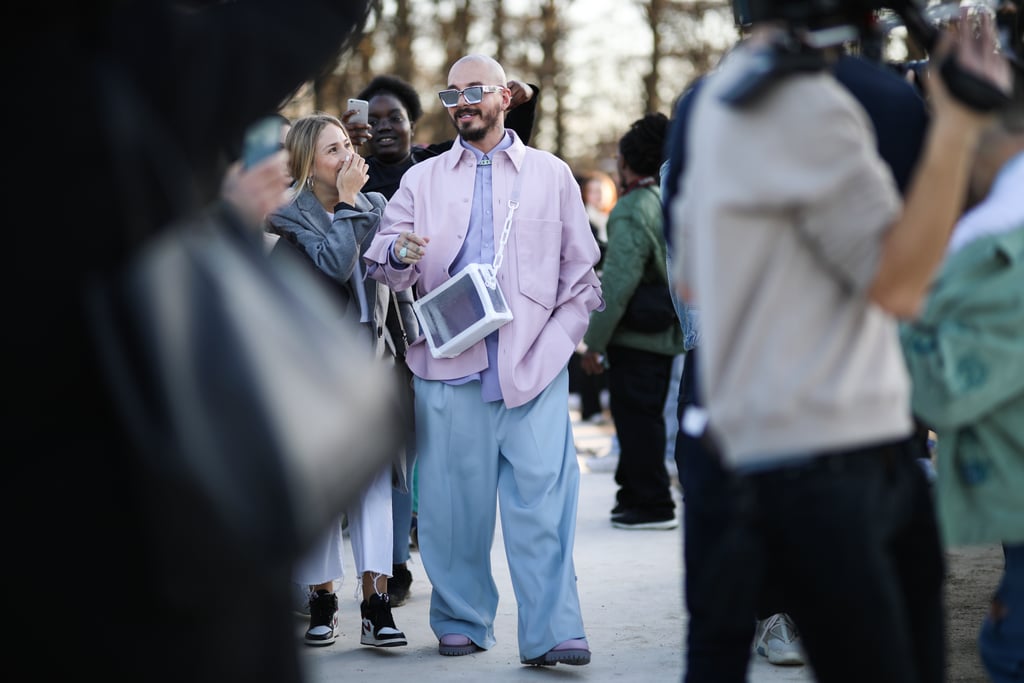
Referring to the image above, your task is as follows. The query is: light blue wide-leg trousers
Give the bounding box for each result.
[414,368,586,661]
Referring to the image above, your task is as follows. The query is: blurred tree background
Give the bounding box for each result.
[280,0,739,175]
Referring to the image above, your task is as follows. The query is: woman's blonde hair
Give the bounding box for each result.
[581,170,618,215]
[284,112,348,198]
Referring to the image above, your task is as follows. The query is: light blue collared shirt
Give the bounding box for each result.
[447,132,514,402]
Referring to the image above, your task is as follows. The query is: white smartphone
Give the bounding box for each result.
[347,98,369,126]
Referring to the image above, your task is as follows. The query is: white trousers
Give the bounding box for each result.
[293,463,394,589]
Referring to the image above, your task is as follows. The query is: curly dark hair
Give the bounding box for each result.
[618,112,669,178]
[356,75,424,124]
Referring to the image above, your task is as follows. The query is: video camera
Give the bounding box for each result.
[723,0,1014,110]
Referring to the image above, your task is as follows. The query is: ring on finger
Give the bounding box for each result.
[399,246,408,258]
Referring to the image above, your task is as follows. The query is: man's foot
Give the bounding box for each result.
[389,563,413,607]
[755,613,805,665]
[438,633,480,656]
[611,510,678,530]
[360,593,407,647]
[522,638,591,666]
[304,589,339,647]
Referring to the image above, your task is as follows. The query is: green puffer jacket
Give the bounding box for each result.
[583,184,685,356]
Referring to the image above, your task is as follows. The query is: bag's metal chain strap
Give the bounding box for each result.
[484,166,524,289]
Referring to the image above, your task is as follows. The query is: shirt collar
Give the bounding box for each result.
[444,129,524,171]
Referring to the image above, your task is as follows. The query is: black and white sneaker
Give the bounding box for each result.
[611,510,678,530]
[304,589,339,647]
[360,593,408,647]
[388,564,413,607]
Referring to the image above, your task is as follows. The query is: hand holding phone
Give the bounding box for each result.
[242,116,285,169]
[344,98,371,146]
[347,98,369,126]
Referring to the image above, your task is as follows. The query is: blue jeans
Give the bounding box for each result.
[980,542,1024,682]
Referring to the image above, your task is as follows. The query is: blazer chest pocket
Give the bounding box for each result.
[515,218,562,309]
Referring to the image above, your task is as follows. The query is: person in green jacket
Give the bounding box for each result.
[581,113,685,529]
[900,72,1023,683]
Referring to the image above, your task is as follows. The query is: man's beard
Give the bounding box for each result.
[451,105,501,142]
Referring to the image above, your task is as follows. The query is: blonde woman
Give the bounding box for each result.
[268,113,407,648]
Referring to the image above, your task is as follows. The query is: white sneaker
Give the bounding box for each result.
[755,613,805,666]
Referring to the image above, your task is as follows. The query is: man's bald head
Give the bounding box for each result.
[448,54,507,89]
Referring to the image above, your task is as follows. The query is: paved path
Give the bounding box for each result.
[297,407,817,682]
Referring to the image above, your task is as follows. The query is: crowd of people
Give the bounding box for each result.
[14,0,1021,681]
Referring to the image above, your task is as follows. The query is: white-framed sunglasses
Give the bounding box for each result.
[437,85,505,108]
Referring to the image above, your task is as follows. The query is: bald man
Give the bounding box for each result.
[364,54,604,667]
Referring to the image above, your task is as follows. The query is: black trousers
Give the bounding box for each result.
[568,353,605,419]
[676,349,944,683]
[606,345,675,517]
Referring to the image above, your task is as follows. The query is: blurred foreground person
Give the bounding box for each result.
[672,0,1011,679]
[901,65,1024,683]
[6,2,404,681]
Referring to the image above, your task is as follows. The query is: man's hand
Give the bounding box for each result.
[581,351,606,375]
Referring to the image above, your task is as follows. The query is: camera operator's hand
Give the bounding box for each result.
[868,6,1011,319]
[925,6,1011,122]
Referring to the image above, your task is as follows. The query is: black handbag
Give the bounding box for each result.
[620,193,679,333]
[621,280,678,332]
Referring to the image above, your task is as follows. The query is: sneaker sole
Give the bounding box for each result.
[767,650,804,666]
[522,649,592,666]
[611,519,678,530]
[304,635,337,647]
[439,642,480,656]
[756,644,805,666]
[361,635,408,647]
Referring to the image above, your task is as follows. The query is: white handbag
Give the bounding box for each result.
[413,172,522,359]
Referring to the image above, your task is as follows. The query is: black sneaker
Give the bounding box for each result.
[389,564,413,607]
[304,589,339,647]
[360,593,408,647]
[611,510,678,530]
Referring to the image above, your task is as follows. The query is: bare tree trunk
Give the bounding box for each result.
[312,0,383,114]
[537,0,569,157]
[392,0,415,80]
[641,0,667,114]
[492,0,507,65]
